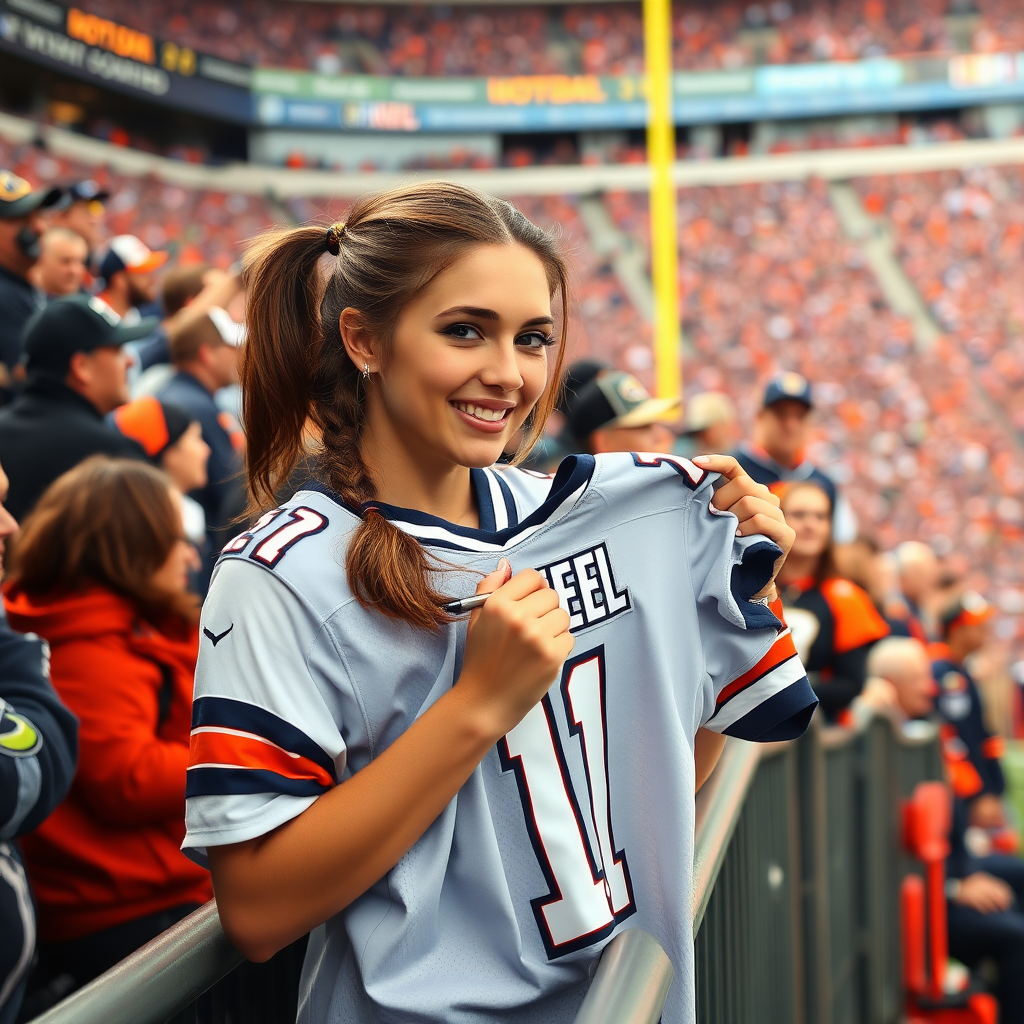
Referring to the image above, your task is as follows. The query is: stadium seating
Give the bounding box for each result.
[66,0,1024,77]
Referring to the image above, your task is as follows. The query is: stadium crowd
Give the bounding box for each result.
[62,0,1024,76]
[1,137,1024,1019]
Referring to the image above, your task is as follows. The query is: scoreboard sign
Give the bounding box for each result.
[0,0,251,122]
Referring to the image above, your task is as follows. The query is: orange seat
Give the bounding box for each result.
[901,781,999,1024]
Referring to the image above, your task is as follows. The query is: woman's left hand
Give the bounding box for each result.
[693,454,795,598]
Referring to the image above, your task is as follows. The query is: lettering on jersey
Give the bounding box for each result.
[221,508,281,556]
[250,507,328,568]
[537,543,630,633]
[631,452,707,489]
[499,646,635,959]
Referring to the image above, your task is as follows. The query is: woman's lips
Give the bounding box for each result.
[450,400,512,434]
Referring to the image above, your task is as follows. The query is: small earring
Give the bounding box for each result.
[362,363,370,381]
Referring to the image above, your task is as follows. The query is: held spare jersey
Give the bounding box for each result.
[183,453,817,1024]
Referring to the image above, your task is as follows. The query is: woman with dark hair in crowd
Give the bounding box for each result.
[2,456,212,1003]
[181,181,815,1024]
[778,480,890,722]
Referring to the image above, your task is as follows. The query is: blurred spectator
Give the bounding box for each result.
[0,172,62,397]
[131,265,244,389]
[835,533,891,613]
[735,373,856,540]
[158,308,245,585]
[94,235,169,322]
[932,593,1010,833]
[0,456,77,1024]
[3,457,211,1008]
[677,391,739,458]
[869,637,1024,1022]
[860,635,936,720]
[110,396,210,548]
[891,540,940,641]
[30,229,89,299]
[46,181,108,265]
[558,361,678,455]
[777,480,889,722]
[0,296,150,522]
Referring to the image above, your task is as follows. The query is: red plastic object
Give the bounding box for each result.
[900,781,999,1023]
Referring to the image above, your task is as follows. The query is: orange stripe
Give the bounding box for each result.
[189,731,333,787]
[716,631,798,707]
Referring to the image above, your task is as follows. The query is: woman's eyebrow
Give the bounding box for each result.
[522,316,555,328]
[435,305,500,320]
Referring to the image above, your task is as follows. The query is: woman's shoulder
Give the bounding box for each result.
[820,577,890,651]
[4,583,137,645]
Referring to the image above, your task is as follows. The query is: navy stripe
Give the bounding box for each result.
[493,472,520,528]
[191,696,337,781]
[713,652,802,711]
[186,766,329,799]
[303,455,595,550]
[471,468,496,533]
[723,677,818,742]
[730,539,784,630]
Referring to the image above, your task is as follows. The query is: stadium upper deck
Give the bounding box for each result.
[53,0,1024,76]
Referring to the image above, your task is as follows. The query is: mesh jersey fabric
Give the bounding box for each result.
[183,452,816,1024]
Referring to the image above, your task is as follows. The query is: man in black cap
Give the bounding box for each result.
[558,359,679,456]
[0,295,152,521]
[0,170,63,393]
[733,372,856,542]
[48,179,109,264]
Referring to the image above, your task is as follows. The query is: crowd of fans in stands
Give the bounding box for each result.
[64,0,1024,77]
[3,132,1024,1018]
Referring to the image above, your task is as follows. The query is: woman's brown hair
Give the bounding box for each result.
[6,456,198,622]
[780,479,839,586]
[243,181,571,629]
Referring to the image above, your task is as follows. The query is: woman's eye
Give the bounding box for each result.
[517,332,554,349]
[442,323,484,341]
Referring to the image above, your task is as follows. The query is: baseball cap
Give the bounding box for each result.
[97,234,169,283]
[207,306,245,348]
[23,294,160,376]
[683,391,736,434]
[564,368,680,441]
[940,591,995,637]
[763,372,813,409]
[112,396,195,459]
[0,170,63,219]
[65,179,110,204]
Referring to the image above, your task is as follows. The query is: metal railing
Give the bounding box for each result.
[693,711,943,1024]
[30,710,941,1024]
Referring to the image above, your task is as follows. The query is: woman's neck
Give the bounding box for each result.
[359,414,477,527]
[777,551,819,586]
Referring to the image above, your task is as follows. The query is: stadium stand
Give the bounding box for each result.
[58,0,1024,76]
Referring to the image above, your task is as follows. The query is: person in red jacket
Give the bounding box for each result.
[2,455,211,999]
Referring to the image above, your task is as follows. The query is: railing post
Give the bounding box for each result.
[571,930,673,1024]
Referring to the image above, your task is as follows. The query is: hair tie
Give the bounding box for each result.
[325,221,346,256]
[360,504,381,520]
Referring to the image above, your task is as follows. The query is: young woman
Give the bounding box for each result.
[3,457,212,996]
[184,182,817,1024]
[778,480,889,723]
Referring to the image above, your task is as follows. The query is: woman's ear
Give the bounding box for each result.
[338,308,378,375]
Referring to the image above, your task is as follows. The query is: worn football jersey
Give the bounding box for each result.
[184,452,816,1024]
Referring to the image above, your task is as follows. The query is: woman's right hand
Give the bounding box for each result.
[455,559,574,739]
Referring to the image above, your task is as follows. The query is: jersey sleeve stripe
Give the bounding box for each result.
[722,678,818,742]
[188,729,335,789]
[186,766,329,799]
[709,654,809,731]
[714,629,798,707]
[191,696,337,781]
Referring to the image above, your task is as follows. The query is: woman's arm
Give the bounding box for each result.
[209,564,573,963]
[694,728,726,792]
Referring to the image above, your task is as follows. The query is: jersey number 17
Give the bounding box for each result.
[498,646,636,959]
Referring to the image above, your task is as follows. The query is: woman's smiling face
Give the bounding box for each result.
[361,242,556,472]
